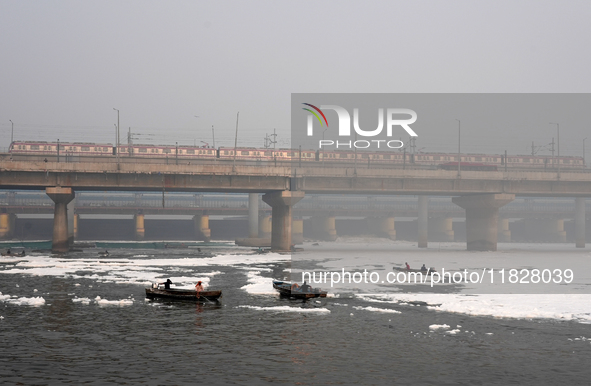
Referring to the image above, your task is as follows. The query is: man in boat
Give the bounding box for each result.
[195,281,204,297]
[159,279,173,289]
[405,262,410,270]
[421,264,427,273]
[300,281,311,293]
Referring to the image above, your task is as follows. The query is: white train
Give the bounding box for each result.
[7,141,585,170]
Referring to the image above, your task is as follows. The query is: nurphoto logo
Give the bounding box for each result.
[302,103,418,149]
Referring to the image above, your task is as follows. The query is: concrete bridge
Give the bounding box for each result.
[0,159,589,252]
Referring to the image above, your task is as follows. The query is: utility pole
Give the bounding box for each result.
[584,137,587,167]
[212,125,216,149]
[550,122,560,178]
[456,119,461,177]
[113,108,120,165]
[9,120,13,145]
[531,141,535,156]
[232,112,239,172]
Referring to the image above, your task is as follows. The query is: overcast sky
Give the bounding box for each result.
[1,1,590,155]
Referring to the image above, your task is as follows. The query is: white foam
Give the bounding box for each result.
[72,297,92,305]
[429,324,450,330]
[352,306,401,314]
[94,296,133,307]
[237,305,330,313]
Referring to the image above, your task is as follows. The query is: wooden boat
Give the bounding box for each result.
[145,287,222,302]
[392,266,436,275]
[272,280,327,299]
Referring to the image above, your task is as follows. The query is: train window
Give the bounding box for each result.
[564,159,570,164]
[187,149,195,154]
[339,154,348,158]
[163,149,171,154]
[475,157,482,161]
[383,155,391,160]
[264,151,272,156]
[30,145,39,150]
[241,151,249,155]
[361,154,368,159]
[139,148,147,153]
[103,147,108,152]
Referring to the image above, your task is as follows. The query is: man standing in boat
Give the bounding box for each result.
[195,281,204,297]
[159,279,173,289]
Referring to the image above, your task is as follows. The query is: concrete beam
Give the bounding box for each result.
[262,191,305,251]
[46,187,75,253]
[452,194,515,251]
[311,215,337,241]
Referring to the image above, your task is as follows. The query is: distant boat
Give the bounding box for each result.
[392,266,436,275]
[272,280,327,299]
[1,250,26,257]
[145,287,222,302]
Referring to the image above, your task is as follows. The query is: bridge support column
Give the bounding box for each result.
[134,213,145,241]
[73,214,79,240]
[46,187,75,253]
[248,193,259,238]
[259,215,272,239]
[369,217,396,240]
[418,196,429,248]
[293,218,304,244]
[67,200,75,246]
[194,213,211,242]
[525,218,566,242]
[262,191,305,251]
[0,212,16,240]
[497,218,511,242]
[452,194,515,251]
[312,215,337,241]
[429,217,454,242]
[575,197,585,248]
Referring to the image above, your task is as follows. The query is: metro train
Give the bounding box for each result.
[7,140,586,170]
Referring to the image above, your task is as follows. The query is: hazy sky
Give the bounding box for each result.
[1,1,590,155]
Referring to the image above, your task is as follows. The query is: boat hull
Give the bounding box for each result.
[272,281,327,299]
[145,288,222,302]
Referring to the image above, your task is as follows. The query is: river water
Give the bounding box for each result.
[1,242,590,385]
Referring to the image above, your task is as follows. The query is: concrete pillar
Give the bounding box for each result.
[312,216,337,241]
[418,196,429,248]
[134,213,145,241]
[67,200,75,246]
[575,197,586,248]
[452,194,515,251]
[194,213,211,241]
[0,212,14,240]
[292,218,304,244]
[73,214,79,240]
[259,214,272,239]
[46,187,75,253]
[497,218,511,242]
[248,193,259,238]
[430,217,454,242]
[370,217,396,240]
[262,191,305,251]
[525,218,566,242]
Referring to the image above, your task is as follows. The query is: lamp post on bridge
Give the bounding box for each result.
[583,137,587,167]
[113,108,120,165]
[550,122,559,178]
[456,119,461,177]
[9,120,13,147]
